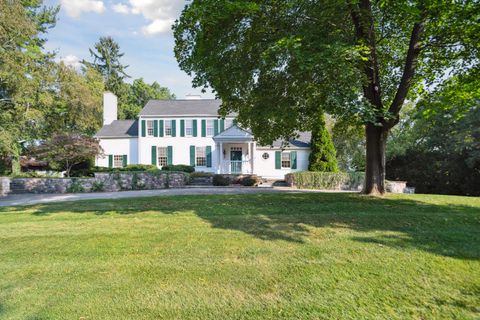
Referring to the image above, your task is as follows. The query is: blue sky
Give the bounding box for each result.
[43,0,215,99]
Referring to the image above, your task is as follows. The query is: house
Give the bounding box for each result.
[95,92,311,179]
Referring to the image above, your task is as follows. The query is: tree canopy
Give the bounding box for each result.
[174,0,479,194]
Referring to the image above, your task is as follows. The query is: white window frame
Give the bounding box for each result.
[186,119,193,136]
[147,120,154,137]
[113,155,123,168]
[165,120,172,136]
[157,147,168,168]
[206,119,214,136]
[281,152,291,169]
[196,146,207,167]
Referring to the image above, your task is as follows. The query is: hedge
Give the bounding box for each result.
[285,171,365,190]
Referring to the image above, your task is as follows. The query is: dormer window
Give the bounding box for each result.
[165,120,172,136]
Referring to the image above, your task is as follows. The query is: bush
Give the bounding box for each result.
[93,164,159,173]
[66,179,85,193]
[190,171,213,178]
[91,181,104,192]
[286,171,364,190]
[239,175,261,186]
[212,174,231,186]
[161,164,195,173]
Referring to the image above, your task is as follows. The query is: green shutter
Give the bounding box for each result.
[275,151,281,169]
[201,119,206,137]
[154,120,159,137]
[220,119,225,132]
[214,120,219,135]
[192,120,198,137]
[108,155,113,168]
[159,120,164,137]
[290,151,297,169]
[141,120,146,137]
[167,146,173,165]
[122,155,127,167]
[190,145,195,166]
[151,146,157,166]
[171,120,176,137]
[180,119,185,137]
[206,146,212,167]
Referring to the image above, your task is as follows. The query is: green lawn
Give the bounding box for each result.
[0,193,479,319]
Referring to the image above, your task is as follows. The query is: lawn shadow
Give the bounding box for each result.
[2,192,479,260]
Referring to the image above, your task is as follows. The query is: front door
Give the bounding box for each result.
[230,149,242,173]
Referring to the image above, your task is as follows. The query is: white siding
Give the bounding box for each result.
[253,148,310,179]
[96,138,138,167]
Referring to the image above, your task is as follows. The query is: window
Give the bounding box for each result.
[113,155,123,168]
[196,147,206,167]
[281,152,291,168]
[262,152,269,160]
[157,147,168,167]
[186,119,193,136]
[165,120,172,136]
[206,119,214,136]
[225,119,233,129]
[147,120,154,136]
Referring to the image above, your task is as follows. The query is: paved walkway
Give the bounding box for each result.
[0,186,314,207]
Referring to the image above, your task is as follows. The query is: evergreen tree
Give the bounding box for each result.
[83,36,129,94]
[308,113,338,172]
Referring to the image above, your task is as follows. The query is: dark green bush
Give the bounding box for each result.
[93,164,159,173]
[239,175,261,186]
[161,164,195,173]
[287,172,364,190]
[212,174,231,186]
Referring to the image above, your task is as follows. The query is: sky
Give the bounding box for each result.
[43,0,215,99]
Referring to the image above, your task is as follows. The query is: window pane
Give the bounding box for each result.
[196,147,206,166]
[186,120,193,136]
[147,120,154,136]
[207,119,214,136]
[157,147,168,167]
[281,152,291,168]
[113,155,123,168]
[165,120,172,136]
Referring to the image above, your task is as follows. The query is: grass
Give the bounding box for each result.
[0,192,479,319]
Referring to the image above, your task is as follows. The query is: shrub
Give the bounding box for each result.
[91,181,104,192]
[66,179,85,193]
[212,174,231,186]
[93,164,159,173]
[239,175,261,186]
[286,171,364,190]
[161,164,195,173]
[190,171,213,178]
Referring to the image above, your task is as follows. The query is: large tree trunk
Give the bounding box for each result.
[364,123,389,195]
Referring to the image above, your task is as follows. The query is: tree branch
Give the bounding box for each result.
[387,19,426,128]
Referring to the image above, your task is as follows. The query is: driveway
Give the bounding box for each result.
[0,186,313,207]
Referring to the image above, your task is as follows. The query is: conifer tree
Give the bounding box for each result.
[308,113,338,172]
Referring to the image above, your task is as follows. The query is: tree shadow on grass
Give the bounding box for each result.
[1,192,479,260]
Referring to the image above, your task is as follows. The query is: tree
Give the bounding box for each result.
[173,0,479,194]
[386,70,480,195]
[33,133,103,177]
[47,64,105,135]
[0,0,58,173]
[83,36,129,95]
[119,78,175,119]
[308,113,338,172]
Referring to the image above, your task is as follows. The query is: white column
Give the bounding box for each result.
[250,141,254,174]
[219,142,224,174]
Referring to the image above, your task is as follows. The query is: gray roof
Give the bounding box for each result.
[264,131,311,148]
[95,120,138,138]
[140,99,232,117]
[213,124,254,142]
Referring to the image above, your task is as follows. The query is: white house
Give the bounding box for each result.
[95,92,311,179]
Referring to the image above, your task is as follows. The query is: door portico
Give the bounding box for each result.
[213,125,256,174]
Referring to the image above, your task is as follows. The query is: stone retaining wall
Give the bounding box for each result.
[1,172,189,195]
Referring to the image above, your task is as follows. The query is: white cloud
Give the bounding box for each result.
[115,0,186,36]
[112,3,130,14]
[61,0,105,18]
[59,55,82,70]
